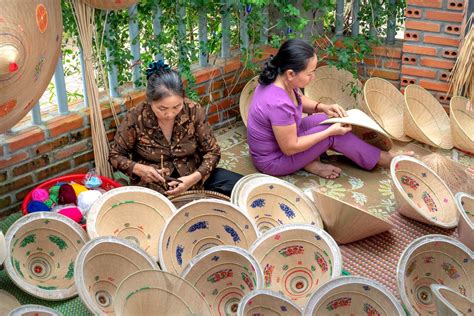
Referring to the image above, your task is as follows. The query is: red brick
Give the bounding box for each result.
[193,84,208,96]
[207,113,219,125]
[223,57,242,73]
[101,102,122,120]
[372,46,402,59]
[444,24,461,35]
[0,196,11,210]
[384,60,401,69]
[447,0,465,11]
[124,90,147,109]
[439,71,450,81]
[420,57,455,69]
[404,31,421,41]
[208,98,234,114]
[0,175,33,195]
[0,171,7,182]
[210,80,224,91]
[436,93,453,103]
[403,44,437,56]
[363,58,382,67]
[424,35,460,47]
[405,20,441,32]
[16,186,36,201]
[419,80,450,92]
[0,146,3,157]
[405,8,422,18]
[367,69,400,81]
[69,165,91,174]
[407,0,442,7]
[46,114,85,138]
[402,54,418,64]
[194,67,222,84]
[401,66,437,78]
[441,49,459,59]
[7,127,45,152]
[35,128,91,155]
[53,141,89,160]
[74,151,94,166]
[12,154,50,177]
[36,161,72,181]
[401,76,418,86]
[0,152,29,169]
[425,10,463,22]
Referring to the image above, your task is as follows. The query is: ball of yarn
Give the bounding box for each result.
[31,188,49,202]
[27,200,50,213]
[77,190,103,216]
[43,199,55,209]
[58,206,83,223]
[49,185,61,203]
[70,182,88,197]
[58,184,77,205]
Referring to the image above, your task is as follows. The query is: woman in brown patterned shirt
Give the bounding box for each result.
[109,61,242,196]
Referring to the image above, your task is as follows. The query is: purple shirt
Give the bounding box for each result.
[247,83,302,165]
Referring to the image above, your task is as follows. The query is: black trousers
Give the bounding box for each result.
[204,168,243,197]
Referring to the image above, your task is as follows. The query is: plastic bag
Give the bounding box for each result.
[84,168,102,189]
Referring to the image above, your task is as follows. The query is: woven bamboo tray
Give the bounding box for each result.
[431,284,474,316]
[239,76,259,126]
[455,192,473,251]
[0,290,21,316]
[237,289,302,316]
[168,189,230,209]
[450,96,474,153]
[8,305,62,316]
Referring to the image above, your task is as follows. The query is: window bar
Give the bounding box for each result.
[53,55,69,115]
[240,4,249,53]
[386,0,396,44]
[335,0,344,37]
[152,4,163,61]
[221,0,231,58]
[176,0,187,72]
[128,4,141,87]
[79,47,89,107]
[198,5,208,67]
[105,21,119,97]
[31,101,42,125]
[351,0,360,36]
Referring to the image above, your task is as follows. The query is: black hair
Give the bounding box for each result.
[258,39,316,85]
[145,61,184,102]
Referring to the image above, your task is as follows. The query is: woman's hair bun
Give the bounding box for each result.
[258,55,279,85]
[146,59,171,80]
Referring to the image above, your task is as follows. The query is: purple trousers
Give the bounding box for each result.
[253,114,382,176]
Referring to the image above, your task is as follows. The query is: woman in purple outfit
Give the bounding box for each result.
[247,39,411,179]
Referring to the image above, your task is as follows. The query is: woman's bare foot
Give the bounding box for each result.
[304,160,342,179]
[378,150,415,168]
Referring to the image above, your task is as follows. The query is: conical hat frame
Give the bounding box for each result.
[4,212,89,300]
[168,189,230,209]
[303,276,405,316]
[0,231,6,266]
[390,155,459,228]
[450,96,474,153]
[310,189,394,244]
[8,305,62,316]
[431,284,474,316]
[0,0,62,133]
[0,290,21,316]
[181,245,264,316]
[239,76,259,126]
[455,192,474,251]
[320,109,393,151]
[237,289,302,316]
[403,84,453,149]
[397,235,473,316]
[363,77,411,142]
[248,224,342,308]
[236,174,323,233]
[230,173,269,205]
[304,65,365,110]
[113,269,211,316]
[159,199,259,275]
[83,0,138,10]
[87,186,176,261]
[74,236,159,315]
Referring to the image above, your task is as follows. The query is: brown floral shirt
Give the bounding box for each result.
[109,101,220,194]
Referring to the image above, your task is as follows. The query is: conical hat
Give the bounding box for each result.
[239,76,259,126]
[235,174,323,234]
[304,276,405,316]
[4,212,89,300]
[8,305,62,316]
[455,192,473,251]
[431,284,474,316]
[249,224,342,308]
[87,186,176,261]
[0,231,6,265]
[397,235,473,315]
[320,109,393,151]
[0,290,21,316]
[363,77,411,142]
[237,290,302,316]
[0,1,62,133]
[309,189,394,244]
[114,270,211,316]
[390,155,459,228]
[450,96,474,153]
[304,65,365,110]
[404,84,453,149]
[168,190,230,209]
[83,0,138,10]
[181,246,263,316]
[159,199,259,275]
[74,236,159,315]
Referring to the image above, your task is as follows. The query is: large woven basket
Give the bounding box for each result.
[87,186,176,261]
[390,155,459,228]
[309,189,394,244]
[304,65,365,110]
[249,224,342,308]
[239,76,259,126]
[182,246,263,316]
[233,174,323,234]
[83,0,137,10]
[455,192,473,251]
[8,305,62,316]
[363,77,411,142]
[431,284,474,316]
[304,276,405,315]
[168,189,230,209]
[159,199,258,275]
[450,96,474,153]
[397,235,473,315]
[114,270,211,316]
[404,84,453,149]
[237,290,302,316]
[0,290,20,316]
[4,213,89,300]
[74,236,159,315]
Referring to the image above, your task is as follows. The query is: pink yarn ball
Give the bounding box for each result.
[31,188,49,202]
[58,207,83,223]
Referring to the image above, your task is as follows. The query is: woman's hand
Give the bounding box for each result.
[133,164,166,184]
[327,123,352,136]
[165,172,202,195]
[319,103,347,118]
